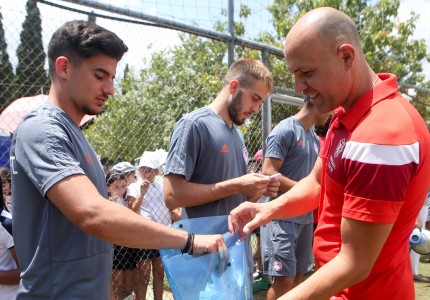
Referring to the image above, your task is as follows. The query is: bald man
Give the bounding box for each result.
[229,7,430,299]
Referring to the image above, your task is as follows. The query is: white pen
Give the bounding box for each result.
[269,173,281,179]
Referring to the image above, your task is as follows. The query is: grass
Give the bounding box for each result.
[415,255,430,300]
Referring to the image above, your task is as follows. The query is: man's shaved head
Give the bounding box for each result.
[283,7,374,114]
[286,7,362,55]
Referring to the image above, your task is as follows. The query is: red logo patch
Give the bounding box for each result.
[221,143,229,153]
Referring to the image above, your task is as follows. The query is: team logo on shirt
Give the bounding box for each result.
[86,152,93,163]
[328,138,346,172]
[221,143,229,153]
[334,138,346,158]
[9,156,17,174]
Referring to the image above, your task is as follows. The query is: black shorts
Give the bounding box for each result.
[113,245,141,270]
[139,249,160,260]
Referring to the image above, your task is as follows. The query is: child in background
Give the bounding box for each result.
[0,183,19,299]
[0,167,12,212]
[106,170,140,300]
[127,151,172,300]
[111,162,137,186]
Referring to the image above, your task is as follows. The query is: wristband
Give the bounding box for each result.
[181,232,194,254]
[188,233,195,255]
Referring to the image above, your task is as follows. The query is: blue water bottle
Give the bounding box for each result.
[410,228,430,255]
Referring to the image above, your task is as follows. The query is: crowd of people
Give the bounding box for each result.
[1,6,429,300]
[106,151,179,300]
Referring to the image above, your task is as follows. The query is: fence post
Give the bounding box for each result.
[261,49,270,154]
[228,0,235,66]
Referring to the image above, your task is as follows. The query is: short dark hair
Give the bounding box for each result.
[48,20,128,76]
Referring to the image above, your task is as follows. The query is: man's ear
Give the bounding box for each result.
[55,56,70,79]
[228,79,240,95]
[338,44,355,71]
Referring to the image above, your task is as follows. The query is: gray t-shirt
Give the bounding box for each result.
[265,116,320,224]
[164,107,248,218]
[10,103,112,299]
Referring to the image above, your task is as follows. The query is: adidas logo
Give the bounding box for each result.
[221,143,229,153]
[86,152,93,163]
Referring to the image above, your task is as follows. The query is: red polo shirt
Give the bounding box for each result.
[315,73,430,299]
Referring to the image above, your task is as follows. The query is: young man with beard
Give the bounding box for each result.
[164,58,279,220]
[260,97,331,300]
[10,20,226,299]
[229,7,430,299]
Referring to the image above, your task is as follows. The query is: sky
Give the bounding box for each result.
[0,0,429,81]
[398,0,430,81]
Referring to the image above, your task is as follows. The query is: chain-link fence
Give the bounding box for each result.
[1,0,430,299]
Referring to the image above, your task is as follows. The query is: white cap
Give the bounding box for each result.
[137,150,167,170]
[111,162,136,174]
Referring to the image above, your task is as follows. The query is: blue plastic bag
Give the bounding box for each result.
[160,215,252,300]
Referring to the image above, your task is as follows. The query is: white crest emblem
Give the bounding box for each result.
[242,147,249,165]
[334,138,346,158]
[273,261,282,272]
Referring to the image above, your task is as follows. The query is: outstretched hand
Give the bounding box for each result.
[228,202,272,240]
[264,175,280,198]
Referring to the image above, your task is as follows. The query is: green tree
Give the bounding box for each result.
[85,0,430,161]
[13,0,49,99]
[0,9,15,110]
[84,7,266,162]
[266,0,430,124]
[268,0,429,84]
[85,34,227,162]
[121,63,130,95]
[88,11,96,23]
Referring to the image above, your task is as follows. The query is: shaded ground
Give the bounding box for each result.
[253,256,430,300]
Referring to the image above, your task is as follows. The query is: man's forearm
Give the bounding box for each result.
[269,174,320,220]
[164,177,239,209]
[0,269,20,285]
[281,253,367,300]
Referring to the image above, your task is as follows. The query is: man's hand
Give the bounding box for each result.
[237,173,269,198]
[415,219,423,230]
[237,173,279,202]
[263,174,280,198]
[192,234,227,254]
[228,202,273,240]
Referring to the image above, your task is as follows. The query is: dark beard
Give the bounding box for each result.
[314,114,332,137]
[228,89,244,126]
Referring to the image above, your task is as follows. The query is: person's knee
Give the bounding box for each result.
[272,276,294,291]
